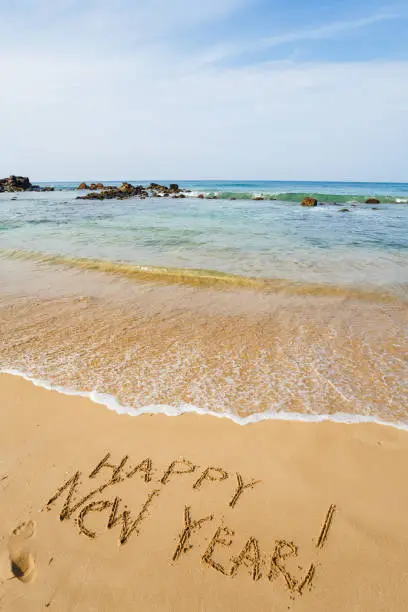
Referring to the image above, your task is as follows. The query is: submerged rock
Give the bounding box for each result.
[301,197,317,207]
[339,208,350,213]
[365,198,380,204]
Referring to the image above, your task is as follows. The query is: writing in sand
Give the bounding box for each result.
[45,452,336,598]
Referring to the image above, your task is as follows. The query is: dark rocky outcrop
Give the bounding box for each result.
[120,182,149,197]
[78,182,105,190]
[365,198,380,204]
[147,182,182,197]
[301,197,318,207]
[0,175,55,193]
[77,181,188,201]
[0,175,32,192]
[77,182,149,201]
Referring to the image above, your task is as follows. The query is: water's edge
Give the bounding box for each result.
[2,368,407,432]
[1,249,404,301]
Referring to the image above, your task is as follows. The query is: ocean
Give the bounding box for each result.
[1,179,408,292]
[1,180,407,428]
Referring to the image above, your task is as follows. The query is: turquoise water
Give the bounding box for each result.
[1,180,408,292]
[33,179,408,203]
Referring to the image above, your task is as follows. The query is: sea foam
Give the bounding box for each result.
[2,367,408,432]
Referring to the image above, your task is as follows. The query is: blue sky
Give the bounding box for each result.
[0,0,407,181]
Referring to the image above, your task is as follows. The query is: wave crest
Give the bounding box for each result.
[0,248,402,302]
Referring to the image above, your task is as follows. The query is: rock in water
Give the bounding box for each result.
[147,183,181,196]
[0,175,33,192]
[365,198,380,204]
[119,182,142,196]
[76,181,186,201]
[301,197,317,207]
[77,182,149,201]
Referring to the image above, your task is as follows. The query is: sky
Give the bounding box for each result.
[0,0,407,182]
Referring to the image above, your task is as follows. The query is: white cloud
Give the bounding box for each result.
[0,2,407,181]
[1,46,407,181]
[193,11,400,67]
[0,0,248,52]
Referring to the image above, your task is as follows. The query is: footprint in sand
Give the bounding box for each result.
[8,520,37,583]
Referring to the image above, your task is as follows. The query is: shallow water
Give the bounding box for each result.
[1,184,408,293]
[1,181,407,426]
[0,258,407,427]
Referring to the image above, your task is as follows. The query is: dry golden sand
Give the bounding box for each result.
[1,374,408,611]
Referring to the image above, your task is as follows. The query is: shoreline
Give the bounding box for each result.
[3,367,408,432]
[2,248,406,300]
[1,372,408,611]
[1,257,406,423]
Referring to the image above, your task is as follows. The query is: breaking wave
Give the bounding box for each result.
[2,368,408,431]
[1,248,402,302]
[188,191,408,204]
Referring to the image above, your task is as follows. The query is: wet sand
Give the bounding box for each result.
[1,258,407,423]
[1,373,408,611]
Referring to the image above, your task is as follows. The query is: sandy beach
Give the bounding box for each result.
[1,0,408,608]
[1,372,408,611]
